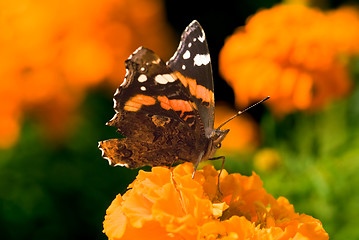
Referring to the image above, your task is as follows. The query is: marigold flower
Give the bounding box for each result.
[103,163,329,239]
[219,4,359,116]
[0,0,175,148]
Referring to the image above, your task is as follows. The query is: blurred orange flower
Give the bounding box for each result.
[103,163,329,239]
[219,4,359,116]
[0,0,175,148]
[214,103,259,153]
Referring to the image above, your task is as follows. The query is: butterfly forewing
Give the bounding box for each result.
[107,47,202,134]
[167,20,215,137]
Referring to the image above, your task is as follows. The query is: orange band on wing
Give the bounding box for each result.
[174,71,214,105]
[176,72,188,87]
[157,96,171,110]
[135,95,156,105]
[124,95,156,112]
[158,95,195,117]
[124,101,142,111]
[168,99,193,112]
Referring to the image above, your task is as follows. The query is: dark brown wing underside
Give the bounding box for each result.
[99,111,208,168]
[99,139,182,168]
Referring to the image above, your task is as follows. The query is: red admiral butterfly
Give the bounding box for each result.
[98,20,268,175]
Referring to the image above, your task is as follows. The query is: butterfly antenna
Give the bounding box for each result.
[217,96,270,129]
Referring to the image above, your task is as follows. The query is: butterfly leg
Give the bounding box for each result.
[209,156,225,195]
[192,152,204,179]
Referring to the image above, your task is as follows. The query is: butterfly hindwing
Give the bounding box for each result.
[99,138,177,168]
[99,118,203,168]
[167,20,215,137]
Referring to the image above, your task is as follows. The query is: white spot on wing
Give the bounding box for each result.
[164,73,176,82]
[188,42,192,48]
[194,53,210,66]
[155,75,168,84]
[198,30,206,42]
[138,74,147,82]
[183,50,190,59]
[182,65,186,70]
[155,74,176,84]
[140,86,146,91]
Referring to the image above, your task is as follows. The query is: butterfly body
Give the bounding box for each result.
[98,20,229,169]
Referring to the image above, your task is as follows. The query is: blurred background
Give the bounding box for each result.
[1,0,359,239]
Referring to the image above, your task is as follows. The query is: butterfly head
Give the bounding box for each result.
[206,128,229,159]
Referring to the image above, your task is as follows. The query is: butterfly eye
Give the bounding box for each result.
[216,143,222,149]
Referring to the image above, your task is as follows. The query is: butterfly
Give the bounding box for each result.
[98,20,268,175]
